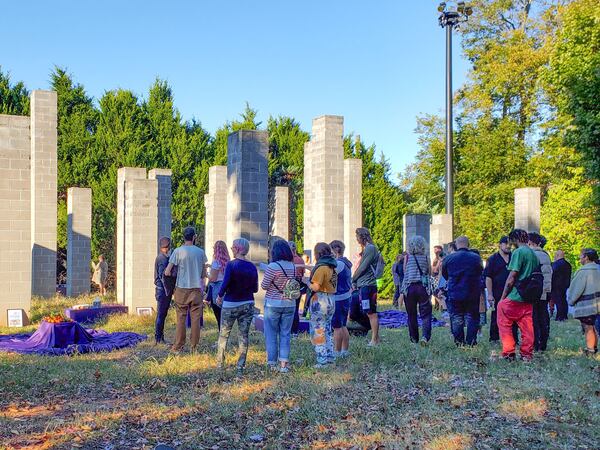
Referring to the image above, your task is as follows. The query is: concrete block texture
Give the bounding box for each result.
[205,165,228,262]
[67,187,92,297]
[227,130,269,262]
[430,213,453,262]
[303,115,345,257]
[148,168,173,252]
[30,90,57,298]
[0,114,31,325]
[271,186,290,241]
[403,214,431,258]
[514,187,541,233]
[116,167,147,304]
[344,159,362,256]
[124,178,158,312]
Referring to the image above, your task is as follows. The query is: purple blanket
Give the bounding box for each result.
[0,321,146,356]
[378,309,446,329]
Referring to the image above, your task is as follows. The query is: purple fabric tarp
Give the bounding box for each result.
[0,321,146,356]
[378,309,446,329]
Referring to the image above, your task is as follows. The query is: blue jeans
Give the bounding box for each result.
[155,292,171,342]
[263,305,295,364]
[447,300,480,345]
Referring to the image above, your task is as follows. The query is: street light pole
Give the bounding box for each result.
[438,2,472,219]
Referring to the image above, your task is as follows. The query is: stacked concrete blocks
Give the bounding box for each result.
[149,168,173,251]
[403,214,431,258]
[272,186,290,241]
[204,165,228,262]
[226,130,269,263]
[514,187,541,233]
[344,159,363,256]
[429,213,453,262]
[66,187,92,297]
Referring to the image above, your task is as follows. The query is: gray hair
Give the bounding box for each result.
[455,236,469,249]
[408,235,427,256]
[232,238,250,256]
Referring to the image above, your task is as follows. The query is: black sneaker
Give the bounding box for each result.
[503,353,516,362]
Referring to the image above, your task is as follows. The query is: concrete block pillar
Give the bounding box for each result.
[430,213,453,262]
[344,158,362,255]
[30,90,57,297]
[227,130,269,262]
[148,168,173,250]
[403,214,431,257]
[0,114,32,325]
[272,186,290,240]
[204,165,228,262]
[514,187,541,233]
[124,178,158,313]
[116,167,147,304]
[303,115,344,257]
[67,187,92,297]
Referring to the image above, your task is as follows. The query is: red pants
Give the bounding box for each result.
[497,299,534,360]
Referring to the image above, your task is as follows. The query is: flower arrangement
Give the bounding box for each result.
[43,314,72,324]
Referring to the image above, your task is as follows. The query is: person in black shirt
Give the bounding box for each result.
[154,237,172,344]
[551,250,572,321]
[484,236,517,343]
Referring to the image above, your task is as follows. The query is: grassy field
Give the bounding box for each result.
[0,296,598,450]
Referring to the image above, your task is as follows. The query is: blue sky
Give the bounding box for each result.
[1,0,470,180]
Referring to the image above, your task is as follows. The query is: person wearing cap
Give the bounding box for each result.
[154,237,172,345]
[484,236,518,343]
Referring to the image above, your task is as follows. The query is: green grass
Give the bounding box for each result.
[0,296,598,449]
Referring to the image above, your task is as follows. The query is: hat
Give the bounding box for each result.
[499,236,509,244]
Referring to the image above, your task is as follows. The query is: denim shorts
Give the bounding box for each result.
[331,298,350,328]
[360,285,378,314]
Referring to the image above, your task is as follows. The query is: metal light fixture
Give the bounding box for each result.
[437,1,473,222]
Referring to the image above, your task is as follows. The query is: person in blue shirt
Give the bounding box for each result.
[330,240,353,358]
[154,237,171,345]
[441,235,483,346]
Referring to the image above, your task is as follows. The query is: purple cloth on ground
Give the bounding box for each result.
[0,321,146,356]
[377,309,446,329]
[64,305,128,324]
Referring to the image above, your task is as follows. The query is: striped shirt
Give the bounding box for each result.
[261,260,297,308]
[401,253,430,293]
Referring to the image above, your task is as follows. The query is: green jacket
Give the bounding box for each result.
[352,243,379,288]
[568,263,600,318]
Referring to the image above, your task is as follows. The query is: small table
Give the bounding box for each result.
[64,305,128,324]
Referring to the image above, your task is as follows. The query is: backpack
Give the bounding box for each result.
[515,265,544,303]
[274,262,302,301]
[370,249,385,280]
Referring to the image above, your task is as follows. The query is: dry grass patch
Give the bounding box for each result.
[426,433,474,450]
[498,398,548,423]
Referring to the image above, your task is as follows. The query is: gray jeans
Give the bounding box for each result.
[216,302,254,369]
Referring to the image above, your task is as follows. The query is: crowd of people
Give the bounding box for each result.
[152,225,600,374]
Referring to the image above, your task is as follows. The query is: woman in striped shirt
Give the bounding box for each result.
[401,235,433,344]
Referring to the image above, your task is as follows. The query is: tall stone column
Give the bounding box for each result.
[226,130,269,262]
[204,165,228,262]
[303,115,344,259]
[67,187,92,297]
[124,178,158,313]
[403,214,431,257]
[0,114,32,325]
[344,159,362,255]
[272,186,290,241]
[430,213,453,262]
[514,187,541,233]
[148,168,173,250]
[30,90,57,297]
[116,167,147,304]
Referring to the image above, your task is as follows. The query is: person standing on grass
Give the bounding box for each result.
[528,232,553,352]
[261,240,298,373]
[330,240,352,358]
[551,250,572,321]
[432,245,443,278]
[351,227,381,347]
[308,242,338,368]
[92,255,108,296]
[164,226,207,353]
[215,238,258,375]
[289,241,306,335]
[401,235,432,345]
[484,236,519,344]
[441,236,483,346]
[154,237,172,345]
[497,229,538,361]
[392,253,406,308]
[206,240,230,331]
[568,248,600,356]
